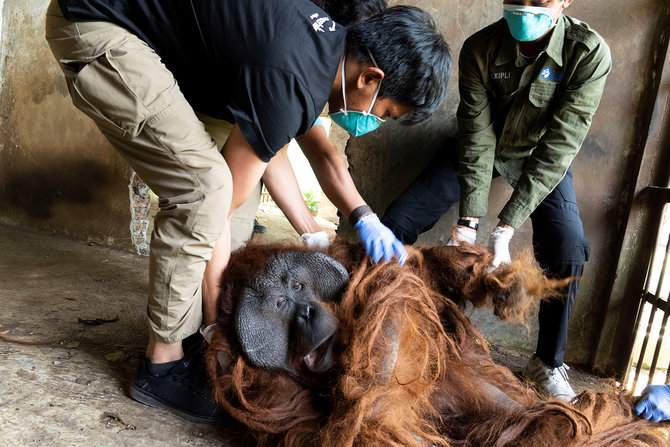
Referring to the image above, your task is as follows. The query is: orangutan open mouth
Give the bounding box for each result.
[303,334,336,373]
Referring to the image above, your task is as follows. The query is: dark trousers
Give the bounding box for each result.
[381,145,590,367]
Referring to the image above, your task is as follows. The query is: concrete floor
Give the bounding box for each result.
[0,218,603,446]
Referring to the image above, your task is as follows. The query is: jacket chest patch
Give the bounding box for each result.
[540,66,563,82]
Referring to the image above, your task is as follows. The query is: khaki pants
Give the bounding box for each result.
[45,0,258,343]
[195,113,259,252]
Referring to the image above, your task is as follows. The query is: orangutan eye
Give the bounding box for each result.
[276,296,287,309]
[292,282,303,291]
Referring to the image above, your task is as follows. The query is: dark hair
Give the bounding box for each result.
[346,6,451,125]
[311,0,387,26]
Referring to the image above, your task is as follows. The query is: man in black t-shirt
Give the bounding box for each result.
[249,0,391,251]
[46,0,450,423]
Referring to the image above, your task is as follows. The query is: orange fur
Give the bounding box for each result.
[204,239,667,446]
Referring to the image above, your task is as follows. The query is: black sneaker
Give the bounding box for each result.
[129,355,226,424]
[253,219,267,234]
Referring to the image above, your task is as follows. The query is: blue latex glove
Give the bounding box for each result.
[354,214,407,265]
[635,384,670,423]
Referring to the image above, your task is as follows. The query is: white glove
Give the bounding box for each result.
[446,226,477,246]
[301,231,330,249]
[488,226,514,270]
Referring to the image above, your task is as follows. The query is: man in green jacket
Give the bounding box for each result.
[382,0,611,400]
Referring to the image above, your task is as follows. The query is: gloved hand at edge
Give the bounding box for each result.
[301,231,330,249]
[354,213,408,265]
[635,384,670,423]
[489,225,514,270]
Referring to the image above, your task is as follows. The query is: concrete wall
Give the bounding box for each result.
[346,0,670,368]
[0,0,136,251]
[1,1,668,370]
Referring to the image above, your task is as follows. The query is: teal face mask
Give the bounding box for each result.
[329,51,385,137]
[503,4,559,42]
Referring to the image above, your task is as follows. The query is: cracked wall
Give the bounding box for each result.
[128,172,150,256]
[0,0,143,252]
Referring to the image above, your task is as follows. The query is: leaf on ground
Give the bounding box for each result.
[78,316,120,326]
[104,351,129,363]
[60,339,80,349]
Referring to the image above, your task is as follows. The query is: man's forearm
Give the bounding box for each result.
[296,129,366,220]
[202,219,231,326]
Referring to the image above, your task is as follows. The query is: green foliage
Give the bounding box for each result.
[303,190,320,216]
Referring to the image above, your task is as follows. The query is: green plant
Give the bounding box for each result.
[303,190,320,216]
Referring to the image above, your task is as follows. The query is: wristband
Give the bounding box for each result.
[349,204,374,226]
[457,218,479,230]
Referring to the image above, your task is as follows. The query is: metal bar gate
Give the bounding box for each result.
[626,187,670,393]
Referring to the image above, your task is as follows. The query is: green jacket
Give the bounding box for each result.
[456,15,612,228]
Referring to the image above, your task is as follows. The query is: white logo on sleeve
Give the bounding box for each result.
[540,66,564,82]
[310,13,336,33]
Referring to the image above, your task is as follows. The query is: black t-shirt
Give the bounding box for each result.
[58,0,346,161]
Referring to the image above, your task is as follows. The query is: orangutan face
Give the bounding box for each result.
[235,251,349,376]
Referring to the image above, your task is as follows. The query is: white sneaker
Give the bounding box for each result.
[522,355,576,401]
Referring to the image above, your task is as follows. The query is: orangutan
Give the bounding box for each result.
[204,240,667,447]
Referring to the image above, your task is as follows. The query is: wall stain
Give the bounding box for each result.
[2,159,110,219]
